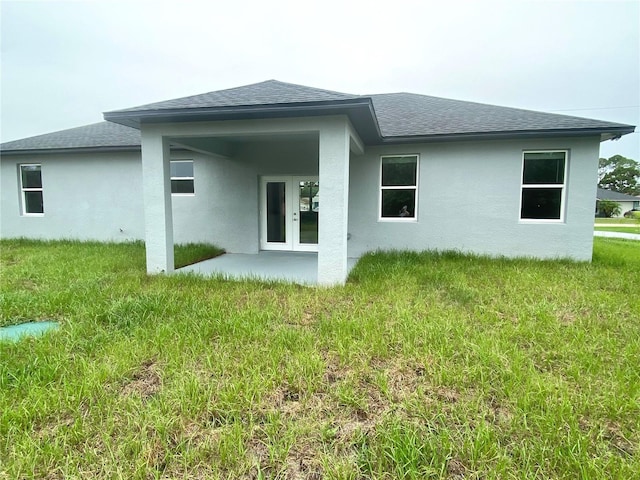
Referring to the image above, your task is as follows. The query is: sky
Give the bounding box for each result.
[1,0,638,160]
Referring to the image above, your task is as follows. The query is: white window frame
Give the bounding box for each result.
[519,150,568,223]
[378,154,419,222]
[19,164,44,216]
[170,160,195,196]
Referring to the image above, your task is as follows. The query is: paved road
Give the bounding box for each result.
[594,231,640,241]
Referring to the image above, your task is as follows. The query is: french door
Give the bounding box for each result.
[260,176,319,252]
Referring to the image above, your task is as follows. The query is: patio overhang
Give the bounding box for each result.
[104,99,381,146]
[139,116,360,286]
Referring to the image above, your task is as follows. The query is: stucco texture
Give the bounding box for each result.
[347,136,600,261]
[1,133,601,263]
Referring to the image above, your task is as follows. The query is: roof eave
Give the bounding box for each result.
[0,145,142,156]
[104,99,383,144]
[377,126,636,144]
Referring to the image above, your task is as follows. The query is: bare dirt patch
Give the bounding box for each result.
[603,420,636,456]
[447,457,469,478]
[120,359,162,400]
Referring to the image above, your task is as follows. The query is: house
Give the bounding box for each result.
[1,80,635,285]
[595,188,640,217]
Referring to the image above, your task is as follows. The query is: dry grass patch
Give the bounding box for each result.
[120,358,163,400]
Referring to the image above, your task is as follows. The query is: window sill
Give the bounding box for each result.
[519,219,565,224]
[378,218,418,223]
[171,193,195,197]
[22,213,44,217]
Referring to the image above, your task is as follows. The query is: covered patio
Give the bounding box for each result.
[175,251,359,285]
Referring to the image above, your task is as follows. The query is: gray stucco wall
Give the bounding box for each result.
[0,150,257,248]
[1,151,145,241]
[1,134,601,262]
[205,138,319,253]
[0,139,320,253]
[347,136,600,261]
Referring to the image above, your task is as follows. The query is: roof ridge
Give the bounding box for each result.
[262,79,358,97]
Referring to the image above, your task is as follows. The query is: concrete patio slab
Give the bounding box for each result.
[175,251,358,285]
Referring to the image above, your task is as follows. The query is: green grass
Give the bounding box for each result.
[594,217,638,224]
[1,239,639,478]
[174,242,224,268]
[595,226,640,234]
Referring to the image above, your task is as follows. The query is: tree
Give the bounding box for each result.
[597,200,622,218]
[598,155,640,196]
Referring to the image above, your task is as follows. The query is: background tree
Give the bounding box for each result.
[598,155,640,195]
[597,200,622,218]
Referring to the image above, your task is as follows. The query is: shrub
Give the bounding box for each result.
[597,200,622,218]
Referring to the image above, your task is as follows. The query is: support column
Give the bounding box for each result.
[318,119,350,286]
[141,128,174,273]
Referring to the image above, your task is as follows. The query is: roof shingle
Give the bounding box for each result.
[596,188,640,202]
[112,80,361,112]
[2,80,635,153]
[0,122,140,152]
[369,92,630,137]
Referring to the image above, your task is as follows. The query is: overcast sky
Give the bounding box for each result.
[1,0,638,159]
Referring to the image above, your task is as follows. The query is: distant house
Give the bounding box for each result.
[596,188,640,217]
[0,80,635,284]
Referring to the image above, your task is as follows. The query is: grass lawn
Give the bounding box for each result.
[594,218,638,224]
[595,226,640,234]
[1,239,639,478]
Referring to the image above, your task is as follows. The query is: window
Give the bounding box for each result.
[170,160,194,194]
[380,155,418,220]
[20,164,44,214]
[520,151,567,221]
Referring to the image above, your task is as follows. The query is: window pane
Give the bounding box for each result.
[21,165,42,188]
[521,188,562,219]
[382,156,417,186]
[171,179,194,194]
[381,189,416,218]
[24,191,44,214]
[523,153,565,184]
[170,161,193,178]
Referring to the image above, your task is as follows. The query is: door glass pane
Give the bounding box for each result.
[266,182,286,243]
[298,181,318,244]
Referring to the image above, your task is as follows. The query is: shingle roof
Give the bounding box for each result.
[0,122,140,153]
[2,80,635,153]
[369,93,629,138]
[596,188,640,202]
[113,80,361,112]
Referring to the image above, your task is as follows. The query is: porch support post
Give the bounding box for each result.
[141,129,174,274]
[318,119,350,286]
